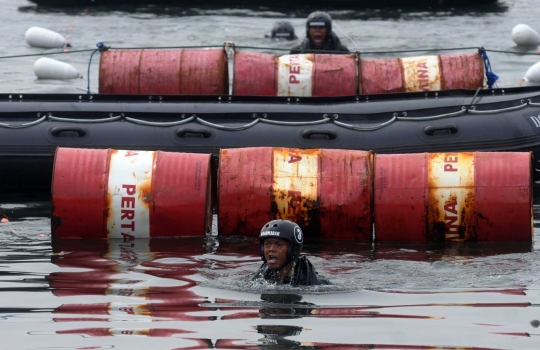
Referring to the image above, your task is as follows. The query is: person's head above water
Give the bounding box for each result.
[270,21,297,41]
[289,11,349,54]
[254,220,329,286]
[259,219,304,273]
[305,11,332,49]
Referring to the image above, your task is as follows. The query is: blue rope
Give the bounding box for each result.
[86,42,109,94]
[480,48,499,89]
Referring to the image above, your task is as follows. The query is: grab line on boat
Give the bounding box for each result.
[0,98,536,131]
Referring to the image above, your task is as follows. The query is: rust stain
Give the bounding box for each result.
[460,190,477,242]
[271,189,321,238]
[138,178,153,209]
[105,191,113,236]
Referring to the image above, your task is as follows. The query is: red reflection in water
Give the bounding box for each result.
[57,328,194,337]
[49,238,213,325]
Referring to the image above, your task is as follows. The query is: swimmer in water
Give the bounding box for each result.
[266,21,298,41]
[253,219,329,286]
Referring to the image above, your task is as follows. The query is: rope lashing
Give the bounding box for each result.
[479,48,499,89]
[86,42,109,94]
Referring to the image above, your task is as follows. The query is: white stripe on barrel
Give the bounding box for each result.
[428,153,475,242]
[277,54,314,96]
[107,150,154,239]
[273,148,319,220]
[401,55,441,92]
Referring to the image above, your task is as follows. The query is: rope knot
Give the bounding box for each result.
[96,42,110,51]
[479,48,499,89]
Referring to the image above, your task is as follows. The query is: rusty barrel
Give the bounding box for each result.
[374,152,532,243]
[99,49,228,94]
[360,52,485,94]
[51,148,212,239]
[233,52,358,97]
[218,147,373,240]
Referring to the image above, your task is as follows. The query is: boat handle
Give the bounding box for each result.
[423,125,458,136]
[301,129,337,140]
[176,128,212,138]
[50,127,87,137]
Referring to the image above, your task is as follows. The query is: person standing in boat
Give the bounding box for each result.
[290,11,349,54]
[252,219,329,286]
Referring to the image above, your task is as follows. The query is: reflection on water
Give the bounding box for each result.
[1,195,540,348]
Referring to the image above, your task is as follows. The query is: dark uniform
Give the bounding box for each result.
[290,11,349,54]
[252,220,330,286]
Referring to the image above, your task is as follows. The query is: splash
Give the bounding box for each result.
[0,213,19,235]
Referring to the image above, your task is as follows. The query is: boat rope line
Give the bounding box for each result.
[334,115,396,131]
[197,118,260,131]
[529,99,540,107]
[0,100,533,130]
[1,45,539,61]
[48,115,122,123]
[0,49,95,60]
[395,107,467,121]
[125,116,196,126]
[468,101,528,114]
[0,116,47,129]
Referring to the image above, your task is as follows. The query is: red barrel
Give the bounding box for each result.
[233,53,358,97]
[374,152,532,243]
[439,52,486,90]
[360,52,485,94]
[51,148,212,239]
[218,147,373,240]
[233,51,277,96]
[99,49,228,95]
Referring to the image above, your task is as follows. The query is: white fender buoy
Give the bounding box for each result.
[512,24,540,46]
[33,58,80,80]
[520,61,540,86]
[25,27,66,49]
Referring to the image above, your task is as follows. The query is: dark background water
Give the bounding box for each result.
[2,1,540,349]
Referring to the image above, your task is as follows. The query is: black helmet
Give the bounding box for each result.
[305,11,332,36]
[271,21,296,40]
[259,220,304,263]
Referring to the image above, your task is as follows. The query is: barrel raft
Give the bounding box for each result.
[99,48,486,96]
[49,147,532,243]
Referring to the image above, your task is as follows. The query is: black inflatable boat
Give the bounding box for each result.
[1,85,540,194]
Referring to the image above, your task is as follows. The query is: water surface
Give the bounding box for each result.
[2,1,540,348]
[1,194,540,349]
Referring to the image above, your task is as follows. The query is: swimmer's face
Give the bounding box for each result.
[263,238,289,270]
[309,26,328,49]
